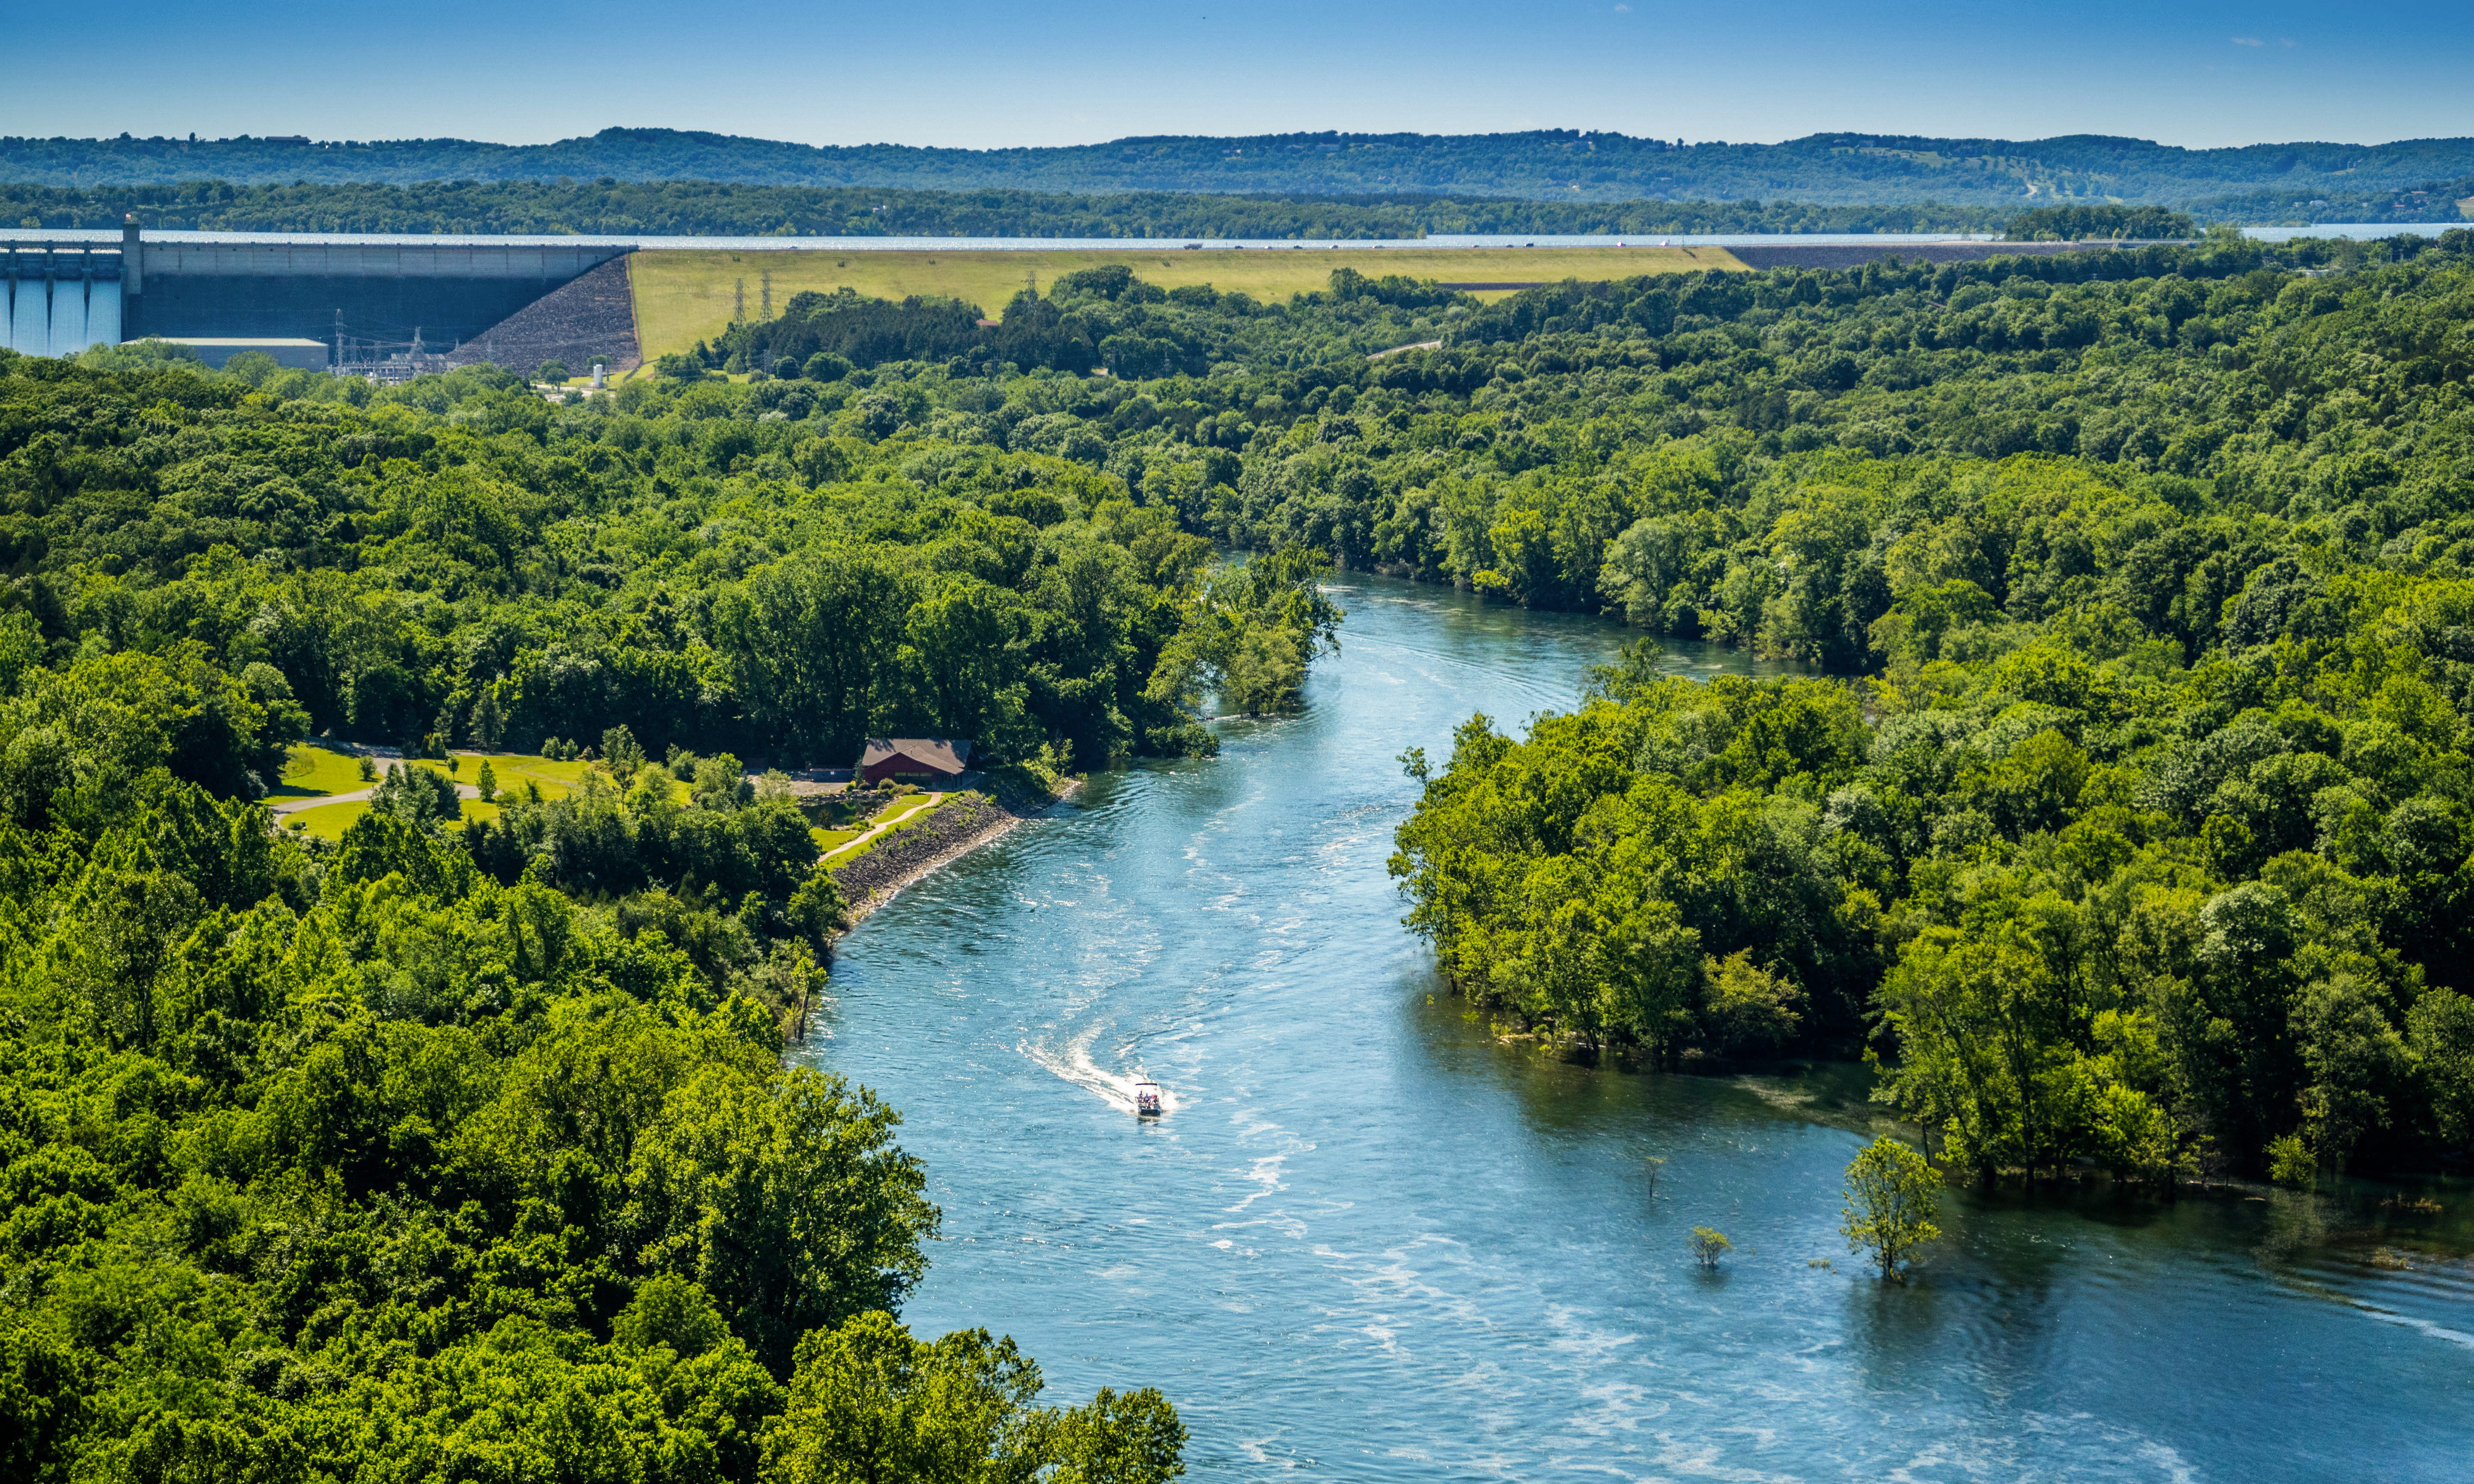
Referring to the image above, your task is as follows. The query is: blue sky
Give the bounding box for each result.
[6,0,2468,149]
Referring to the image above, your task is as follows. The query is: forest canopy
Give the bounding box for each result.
[9,223,2474,1474]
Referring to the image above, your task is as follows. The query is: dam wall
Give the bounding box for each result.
[128,238,631,350]
[1,226,631,363]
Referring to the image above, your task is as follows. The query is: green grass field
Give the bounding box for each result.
[285,799,372,841]
[269,745,369,800]
[286,795,506,842]
[456,752,615,804]
[628,244,1746,364]
[280,752,586,841]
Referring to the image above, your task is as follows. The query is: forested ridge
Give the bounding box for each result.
[0,178,2018,240]
[1383,226,2474,1189]
[9,127,2474,209]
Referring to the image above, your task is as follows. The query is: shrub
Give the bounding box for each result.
[2267,1133,2316,1189]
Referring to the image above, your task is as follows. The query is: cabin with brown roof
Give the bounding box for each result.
[857,738,973,784]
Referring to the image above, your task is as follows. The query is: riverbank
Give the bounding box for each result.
[828,777,1081,934]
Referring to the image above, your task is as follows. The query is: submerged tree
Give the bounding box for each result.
[1840,1138,1941,1279]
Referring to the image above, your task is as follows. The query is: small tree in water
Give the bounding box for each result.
[1688,1227,1731,1268]
[1840,1137,1941,1279]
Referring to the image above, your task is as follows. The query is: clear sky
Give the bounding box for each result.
[6,0,2467,150]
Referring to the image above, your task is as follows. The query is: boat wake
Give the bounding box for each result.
[1020,1021,1177,1115]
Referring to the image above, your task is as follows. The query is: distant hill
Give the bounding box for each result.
[9,128,2474,212]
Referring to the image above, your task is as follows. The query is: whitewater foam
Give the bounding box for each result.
[1019,1019,1179,1115]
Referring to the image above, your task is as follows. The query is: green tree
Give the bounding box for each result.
[627,1066,939,1377]
[1841,1137,1942,1279]
[2409,988,2474,1163]
[604,723,649,782]
[1047,1388,1189,1484]
[372,760,461,824]
[1699,950,1804,1056]
[759,1313,1050,1484]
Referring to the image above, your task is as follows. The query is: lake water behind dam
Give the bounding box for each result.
[803,574,2474,1482]
[0,226,2418,252]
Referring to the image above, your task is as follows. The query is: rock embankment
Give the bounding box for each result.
[446,255,640,375]
[830,783,1075,933]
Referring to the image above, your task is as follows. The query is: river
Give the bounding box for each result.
[801,574,2474,1482]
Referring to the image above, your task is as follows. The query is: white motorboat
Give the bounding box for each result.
[1132,1079,1163,1117]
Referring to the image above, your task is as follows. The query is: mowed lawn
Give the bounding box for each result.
[628,244,1746,362]
[278,752,631,841]
[268,744,369,801]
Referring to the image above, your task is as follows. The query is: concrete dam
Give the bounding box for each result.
[0,223,637,370]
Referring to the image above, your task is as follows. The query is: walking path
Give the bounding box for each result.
[269,782,482,815]
[820,792,944,861]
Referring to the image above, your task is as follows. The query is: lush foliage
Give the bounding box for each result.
[8,127,2473,209]
[1390,228,2474,1185]
[1,346,1335,770]
[1840,1139,1941,1276]
[0,753,1186,1479]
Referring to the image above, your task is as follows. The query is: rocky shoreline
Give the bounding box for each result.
[828,779,1079,936]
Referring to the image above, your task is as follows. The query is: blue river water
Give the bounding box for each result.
[801,574,2474,1481]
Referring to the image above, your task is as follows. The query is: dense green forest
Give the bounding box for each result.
[9,128,2474,208]
[1381,226,2474,1189]
[0,313,1363,1477]
[9,220,2474,1472]
[0,178,2018,239]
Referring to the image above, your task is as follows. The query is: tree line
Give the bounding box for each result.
[0,178,2026,238]
[2001,204,2195,241]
